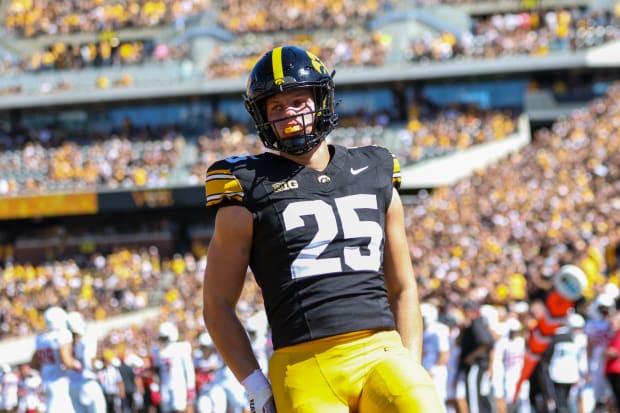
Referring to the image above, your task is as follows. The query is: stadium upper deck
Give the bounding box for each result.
[0,0,618,210]
[0,0,617,103]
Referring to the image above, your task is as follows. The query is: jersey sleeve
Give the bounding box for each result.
[204,159,245,209]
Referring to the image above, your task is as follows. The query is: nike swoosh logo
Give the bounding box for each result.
[350,166,369,175]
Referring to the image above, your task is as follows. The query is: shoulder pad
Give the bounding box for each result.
[350,145,401,190]
[390,150,402,190]
[205,159,245,208]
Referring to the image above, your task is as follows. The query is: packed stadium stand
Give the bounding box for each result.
[1,0,620,411]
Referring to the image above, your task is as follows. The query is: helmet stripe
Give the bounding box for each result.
[271,46,284,85]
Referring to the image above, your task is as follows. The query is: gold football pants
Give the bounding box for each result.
[269,329,443,412]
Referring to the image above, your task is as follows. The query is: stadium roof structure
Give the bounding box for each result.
[1,39,619,110]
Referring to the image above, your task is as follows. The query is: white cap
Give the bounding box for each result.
[512,301,529,314]
[568,313,585,329]
[597,293,615,308]
[158,321,179,342]
[44,306,68,331]
[198,332,214,347]
[67,312,86,335]
[420,303,438,324]
[124,354,144,368]
[505,318,523,332]
[480,305,499,327]
[605,283,620,299]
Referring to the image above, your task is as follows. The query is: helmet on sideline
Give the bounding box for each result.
[44,306,68,331]
[67,312,86,335]
[158,321,179,342]
[244,45,338,155]
[553,265,587,301]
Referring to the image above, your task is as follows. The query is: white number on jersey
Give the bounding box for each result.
[282,194,382,279]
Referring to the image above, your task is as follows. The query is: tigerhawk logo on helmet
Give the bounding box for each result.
[244,45,338,155]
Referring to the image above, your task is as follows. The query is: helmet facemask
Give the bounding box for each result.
[244,46,338,155]
[249,83,335,155]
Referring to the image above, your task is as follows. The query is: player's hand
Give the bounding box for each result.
[248,386,276,413]
[243,369,276,413]
[73,360,83,372]
[187,388,196,402]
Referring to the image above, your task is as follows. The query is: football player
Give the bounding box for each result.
[1,364,18,412]
[31,306,81,413]
[203,45,442,413]
[194,332,247,413]
[66,312,106,413]
[420,302,450,408]
[152,322,196,413]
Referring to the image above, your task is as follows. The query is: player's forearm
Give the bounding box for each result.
[384,190,423,362]
[59,344,81,370]
[437,351,449,366]
[391,286,423,363]
[203,303,261,383]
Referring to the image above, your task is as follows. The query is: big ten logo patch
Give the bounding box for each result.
[272,180,299,193]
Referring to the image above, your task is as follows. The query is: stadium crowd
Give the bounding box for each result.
[215,0,396,33]
[1,2,619,93]
[0,131,185,195]
[406,5,620,62]
[409,82,620,307]
[0,246,170,339]
[0,103,518,196]
[401,105,517,162]
[204,32,391,79]
[19,39,190,73]
[4,0,212,37]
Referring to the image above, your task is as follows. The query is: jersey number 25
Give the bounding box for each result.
[283,194,382,279]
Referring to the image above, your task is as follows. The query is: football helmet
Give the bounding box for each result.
[158,321,179,342]
[244,45,338,155]
[44,306,68,331]
[554,264,587,301]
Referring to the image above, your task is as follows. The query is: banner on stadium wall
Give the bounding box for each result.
[0,186,205,220]
[0,192,99,220]
[97,186,204,212]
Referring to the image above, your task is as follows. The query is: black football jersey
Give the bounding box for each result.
[205,144,402,349]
